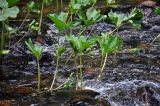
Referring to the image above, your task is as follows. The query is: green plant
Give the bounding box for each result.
[0,0,19,53]
[48,11,79,90]
[105,0,116,7]
[38,0,53,34]
[48,12,79,31]
[66,35,95,89]
[78,7,107,27]
[49,46,66,90]
[69,0,96,10]
[25,38,43,93]
[96,33,123,80]
[28,20,39,31]
[108,8,143,33]
[6,0,20,7]
[155,7,160,15]
[0,50,9,55]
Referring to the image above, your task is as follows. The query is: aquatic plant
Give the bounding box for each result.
[48,11,77,90]
[38,0,53,34]
[49,46,66,90]
[105,0,116,7]
[108,8,143,33]
[96,33,123,80]
[0,0,19,53]
[69,0,96,10]
[25,38,43,93]
[66,35,95,89]
[78,7,107,27]
[6,0,20,7]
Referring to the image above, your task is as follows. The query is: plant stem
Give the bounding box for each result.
[56,0,58,12]
[64,51,73,67]
[99,53,108,81]
[78,27,86,36]
[38,0,44,35]
[19,11,29,29]
[50,32,60,90]
[1,21,5,51]
[70,12,73,34]
[50,55,59,90]
[79,54,83,90]
[99,54,104,81]
[61,0,63,10]
[37,60,41,93]
[74,56,79,90]
[150,34,160,45]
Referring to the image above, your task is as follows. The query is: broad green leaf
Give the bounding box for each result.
[65,35,95,54]
[48,12,68,31]
[78,7,106,26]
[155,7,160,15]
[108,8,143,29]
[0,0,8,8]
[48,12,79,31]
[124,8,143,29]
[96,33,123,57]
[27,1,40,13]
[7,0,20,7]
[108,10,127,27]
[25,38,43,60]
[0,6,19,21]
[69,0,96,10]
[4,6,19,18]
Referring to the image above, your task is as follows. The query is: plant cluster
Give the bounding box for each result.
[0,0,144,93]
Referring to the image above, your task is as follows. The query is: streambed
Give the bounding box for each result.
[0,1,160,106]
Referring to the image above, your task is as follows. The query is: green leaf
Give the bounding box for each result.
[96,33,123,57]
[0,0,8,8]
[27,1,40,13]
[0,6,19,21]
[65,35,95,54]
[56,47,66,57]
[108,10,127,27]
[155,7,160,15]
[6,0,20,7]
[69,0,96,10]
[78,7,106,26]
[25,38,43,60]
[29,20,39,31]
[125,8,143,29]
[108,8,143,29]
[5,24,18,34]
[4,6,19,18]
[105,0,116,7]
[48,12,68,31]
[0,50,10,54]
[44,0,52,6]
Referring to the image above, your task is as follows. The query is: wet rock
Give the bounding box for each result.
[0,100,15,106]
[135,86,160,106]
[84,80,160,106]
[14,86,34,94]
[140,0,157,7]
